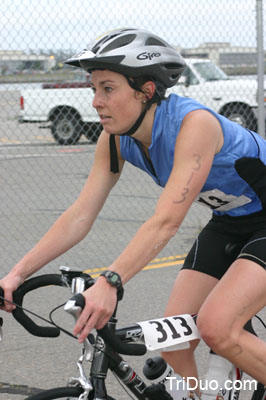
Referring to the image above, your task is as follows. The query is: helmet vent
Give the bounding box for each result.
[100,34,137,54]
[91,33,121,53]
[145,37,167,47]
[165,63,183,69]
[91,37,109,53]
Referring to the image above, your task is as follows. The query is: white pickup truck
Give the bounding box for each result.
[19,59,264,145]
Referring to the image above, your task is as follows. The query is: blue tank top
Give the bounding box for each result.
[120,94,266,217]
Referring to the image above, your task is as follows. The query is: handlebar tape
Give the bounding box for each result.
[71,293,147,356]
[0,274,65,337]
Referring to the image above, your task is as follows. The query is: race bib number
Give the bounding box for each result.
[137,314,200,351]
[196,189,251,211]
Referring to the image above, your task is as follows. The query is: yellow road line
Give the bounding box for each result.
[84,254,187,277]
[143,259,185,270]
[0,138,21,144]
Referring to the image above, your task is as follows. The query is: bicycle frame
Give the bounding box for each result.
[63,311,253,400]
[81,320,148,399]
[64,272,200,399]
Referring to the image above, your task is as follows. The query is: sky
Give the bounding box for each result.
[1,0,265,52]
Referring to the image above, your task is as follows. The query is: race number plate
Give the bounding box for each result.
[196,189,251,211]
[137,314,200,351]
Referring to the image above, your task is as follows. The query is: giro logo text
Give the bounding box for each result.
[137,52,161,60]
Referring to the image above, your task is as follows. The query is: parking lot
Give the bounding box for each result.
[0,89,81,146]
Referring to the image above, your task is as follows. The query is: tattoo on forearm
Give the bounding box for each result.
[186,172,195,185]
[193,153,201,171]
[174,153,202,204]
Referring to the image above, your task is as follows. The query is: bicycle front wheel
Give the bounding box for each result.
[25,386,117,400]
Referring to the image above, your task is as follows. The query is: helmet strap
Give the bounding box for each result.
[109,103,152,173]
[109,77,163,173]
[109,107,148,173]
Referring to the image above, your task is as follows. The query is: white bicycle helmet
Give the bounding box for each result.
[65,28,186,88]
[65,29,186,173]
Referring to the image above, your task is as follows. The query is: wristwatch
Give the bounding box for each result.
[100,270,123,292]
[100,270,124,300]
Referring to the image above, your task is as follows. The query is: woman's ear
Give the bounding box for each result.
[142,81,156,100]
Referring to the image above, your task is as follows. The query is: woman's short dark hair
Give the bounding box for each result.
[127,75,166,103]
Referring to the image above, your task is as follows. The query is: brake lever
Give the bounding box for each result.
[64,296,94,362]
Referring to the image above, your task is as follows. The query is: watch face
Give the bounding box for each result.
[103,271,121,287]
[110,274,119,284]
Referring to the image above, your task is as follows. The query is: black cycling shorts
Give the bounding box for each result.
[181,211,266,280]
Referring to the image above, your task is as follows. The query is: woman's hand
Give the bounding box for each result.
[0,274,24,312]
[73,277,118,343]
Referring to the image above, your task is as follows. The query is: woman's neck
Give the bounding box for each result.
[131,104,157,149]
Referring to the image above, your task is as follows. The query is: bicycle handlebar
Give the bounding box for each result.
[0,272,147,354]
[69,293,147,356]
[0,274,66,337]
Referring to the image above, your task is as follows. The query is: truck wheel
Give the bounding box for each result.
[222,104,257,131]
[83,122,102,143]
[51,111,82,145]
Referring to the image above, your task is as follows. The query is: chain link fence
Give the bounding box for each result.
[0,0,265,272]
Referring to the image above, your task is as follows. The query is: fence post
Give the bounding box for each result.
[256,0,265,137]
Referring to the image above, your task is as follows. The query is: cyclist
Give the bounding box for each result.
[1,28,266,395]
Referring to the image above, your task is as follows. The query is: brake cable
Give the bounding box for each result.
[0,295,77,339]
[254,314,266,330]
[3,294,266,341]
[0,296,137,398]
